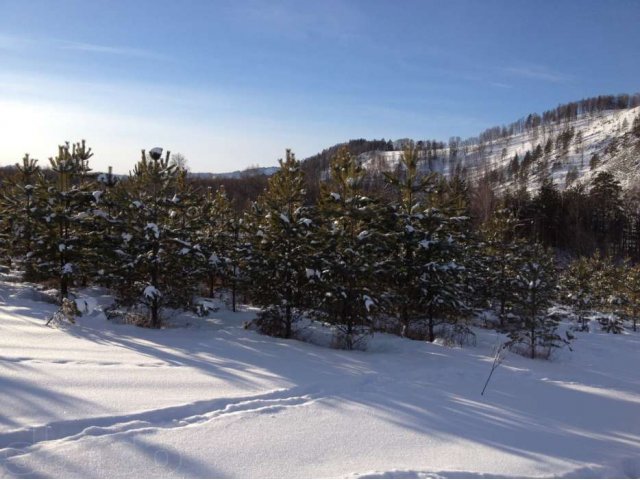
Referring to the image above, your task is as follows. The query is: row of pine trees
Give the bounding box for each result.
[1,141,638,357]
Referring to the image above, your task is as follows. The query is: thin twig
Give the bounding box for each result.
[481,341,507,396]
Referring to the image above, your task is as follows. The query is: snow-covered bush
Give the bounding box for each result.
[439,323,477,347]
[252,307,303,338]
[331,326,371,351]
[124,309,156,328]
[46,297,81,326]
[507,246,572,359]
[598,315,624,334]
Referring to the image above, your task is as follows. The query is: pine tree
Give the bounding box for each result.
[313,147,385,349]
[480,208,526,329]
[83,166,123,288]
[621,262,640,331]
[589,255,626,333]
[382,142,467,341]
[112,148,198,327]
[590,172,623,254]
[533,177,561,246]
[0,154,42,277]
[381,143,437,337]
[509,244,566,359]
[561,256,598,331]
[31,141,94,300]
[245,150,316,338]
[427,174,472,341]
[196,186,235,299]
[163,167,201,308]
[591,253,617,309]
[509,153,520,178]
[225,209,245,313]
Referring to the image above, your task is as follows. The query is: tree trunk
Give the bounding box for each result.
[151,297,159,329]
[530,323,536,359]
[401,305,409,337]
[285,304,292,339]
[428,307,435,343]
[60,276,68,301]
[232,279,236,313]
[150,240,160,328]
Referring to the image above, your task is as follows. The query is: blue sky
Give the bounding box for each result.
[0,0,638,173]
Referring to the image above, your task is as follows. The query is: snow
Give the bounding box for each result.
[146,223,160,239]
[1,280,640,478]
[363,295,375,312]
[358,106,640,192]
[305,268,320,279]
[143,285,161,299]
[149,147,163,158]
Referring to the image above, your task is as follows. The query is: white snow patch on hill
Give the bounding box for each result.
[359,107,640,192]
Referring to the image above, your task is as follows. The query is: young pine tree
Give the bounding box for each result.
[82,167,123,288]
[196,186,235,299]
[480,208,526,329]
[0,154,42,277]
[245,150,316,338]
[31,141,94,300]
[382,142,438,338]
[509,244,567,359]
[314,147,386,349]
[381,142,466,341]
[113,149,198,327]
[561,256,598,331]
[621,262,640,332]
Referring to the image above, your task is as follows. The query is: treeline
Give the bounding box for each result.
[1,140,639,359]
[475,93,640,144]
[500,173,634,257]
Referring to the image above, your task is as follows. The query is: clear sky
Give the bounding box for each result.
[0,0,638,173]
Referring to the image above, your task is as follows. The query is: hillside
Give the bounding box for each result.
[191,166,280,180]
[205,97,640,193]
[357,106,640,192]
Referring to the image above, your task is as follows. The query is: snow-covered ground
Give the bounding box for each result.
[1,281,640,478]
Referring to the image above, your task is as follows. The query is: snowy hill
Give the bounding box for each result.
[124,100,640,194]
[2,280,640,478]
[357,106,640,191]
[191,166,279,180]
[204,102,640,193]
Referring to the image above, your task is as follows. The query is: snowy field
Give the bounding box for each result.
[1,280,640,478]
